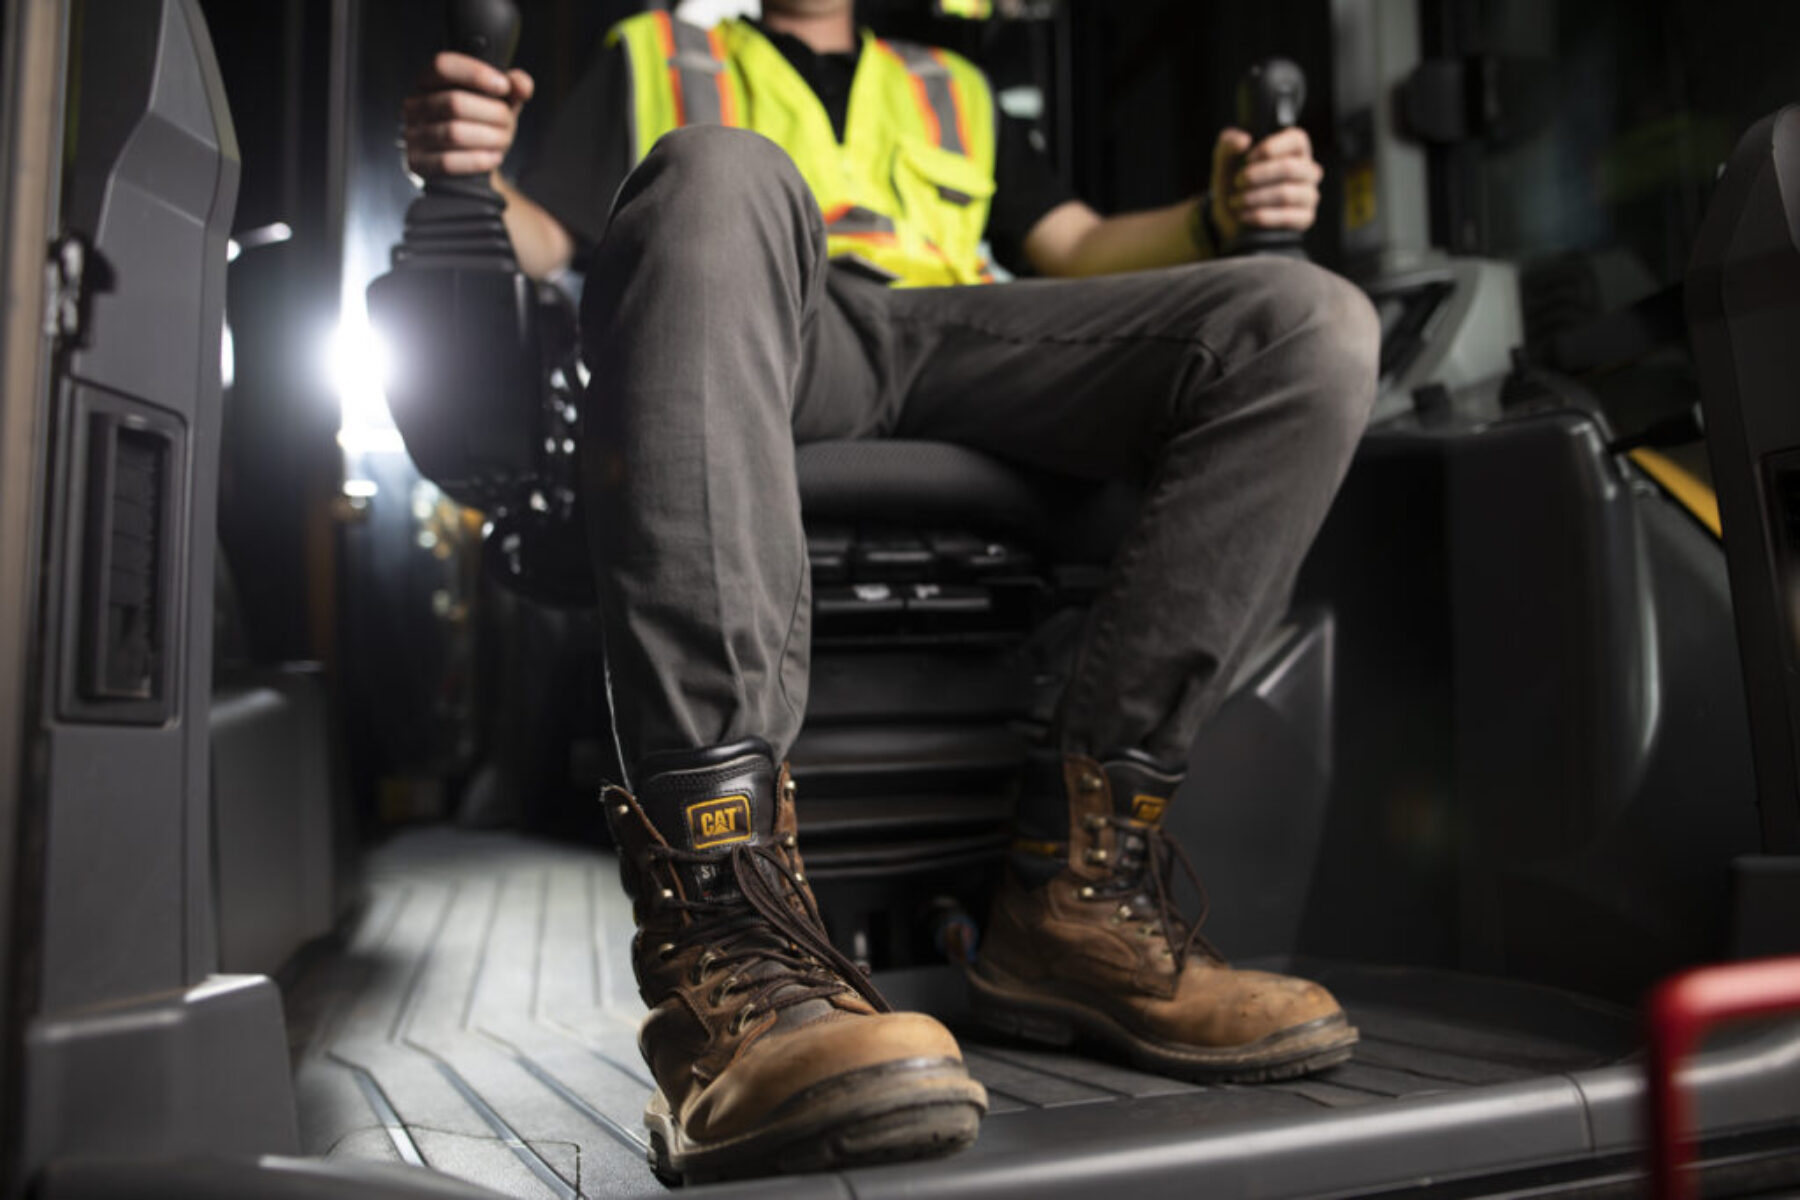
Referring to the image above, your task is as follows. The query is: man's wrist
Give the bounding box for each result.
[1188,192,1224,260]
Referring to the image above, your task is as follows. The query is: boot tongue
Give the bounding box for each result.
[1098,753,1184,897]
[635,745,777,902]
[637,749,859,1027]
[1102,753,1183,828]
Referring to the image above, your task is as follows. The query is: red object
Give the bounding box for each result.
[1646,956,1800,1200]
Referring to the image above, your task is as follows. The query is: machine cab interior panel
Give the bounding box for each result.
[2,0,1799,1197]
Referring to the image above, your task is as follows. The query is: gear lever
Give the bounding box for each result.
[1229,56,1309,259]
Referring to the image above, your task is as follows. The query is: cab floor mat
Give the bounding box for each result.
[282,828,1797,1200]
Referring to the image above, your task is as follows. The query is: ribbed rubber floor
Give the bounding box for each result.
[286,829,1640,1199]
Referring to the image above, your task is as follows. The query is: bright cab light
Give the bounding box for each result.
[329,307,397,433]
[337,427,407,456]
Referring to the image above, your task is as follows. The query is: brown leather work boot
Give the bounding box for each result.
[605,739,986,1184]
[968,749,1357,1082]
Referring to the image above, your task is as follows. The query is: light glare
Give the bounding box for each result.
[337,427,408,455]
[330,309,397,433]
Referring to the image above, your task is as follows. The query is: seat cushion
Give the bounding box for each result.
[491,439,1139,608]
[796,439,1137,562]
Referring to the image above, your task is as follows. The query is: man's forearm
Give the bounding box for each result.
[494,175,577,280]
[1029,198,1212,279]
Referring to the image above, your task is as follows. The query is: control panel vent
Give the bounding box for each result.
[91,424,163,697]
[68,405,181,724]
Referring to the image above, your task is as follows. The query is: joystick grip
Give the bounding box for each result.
[432,0,519,187]
[447,0,520,70]
[1236,57,1307,142]
[1230,56,1309,258]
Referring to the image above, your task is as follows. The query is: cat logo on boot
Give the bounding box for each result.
[1129,794,1166,825]
[687,795,753,849]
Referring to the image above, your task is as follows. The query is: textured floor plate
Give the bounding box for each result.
[285,829,1648,1199]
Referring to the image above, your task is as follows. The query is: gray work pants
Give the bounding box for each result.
[580,127,1379,778]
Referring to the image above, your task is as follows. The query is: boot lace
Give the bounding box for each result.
[1092,816,1225,973]
[648,841,890,1027]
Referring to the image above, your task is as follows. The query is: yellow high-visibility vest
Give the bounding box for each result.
[937,0,994,19]
[611,13,997,287]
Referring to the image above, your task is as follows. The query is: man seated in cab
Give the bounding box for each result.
[403,0,1379,1182]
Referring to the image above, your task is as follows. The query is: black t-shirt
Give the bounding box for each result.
[518,21,1073,276]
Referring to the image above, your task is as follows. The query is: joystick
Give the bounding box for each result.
[389,0,522,265]
[1230,56,1309,258]
[366,0,587,610]
[447,0,520,69]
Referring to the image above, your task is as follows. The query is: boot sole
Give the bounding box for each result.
[966,962,1359,1084]
[645,1055,986,1186]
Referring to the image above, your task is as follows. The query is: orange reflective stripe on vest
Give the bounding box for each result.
[876,39,968,155]
[656,11,736,128]
[822,203,899,238]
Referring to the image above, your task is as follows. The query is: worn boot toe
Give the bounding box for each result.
[683,1010,974,1144]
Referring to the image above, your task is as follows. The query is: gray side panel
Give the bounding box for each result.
[34,722,186,1003]
[213,671,340,975]
[17,0,300,1183]
[37,0,238,1013]
[22,977,299,1167]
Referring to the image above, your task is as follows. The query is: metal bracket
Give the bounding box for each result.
[42,234,85,342]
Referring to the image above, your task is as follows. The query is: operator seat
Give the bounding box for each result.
[794,438,1137,556]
